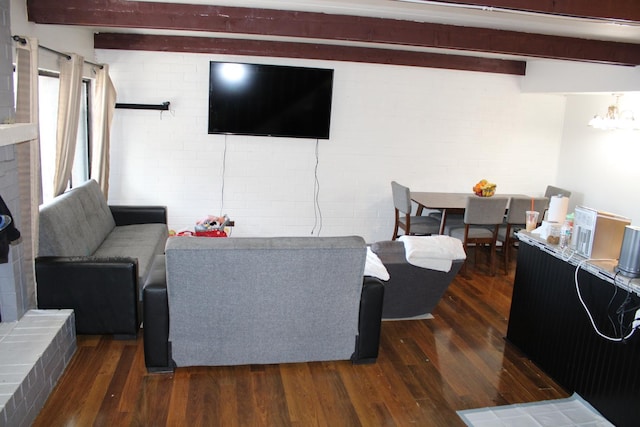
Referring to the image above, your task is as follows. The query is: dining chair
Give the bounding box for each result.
[497,196,548,274]
[391,181,441,240]
[544,185,571,199]
[447,196,509,276]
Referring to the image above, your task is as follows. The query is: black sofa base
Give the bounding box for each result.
[36,257,140,336]
[36,203,168,337]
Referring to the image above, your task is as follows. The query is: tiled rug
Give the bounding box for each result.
[457,393,614,427]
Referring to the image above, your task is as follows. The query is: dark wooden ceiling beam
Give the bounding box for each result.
[26,0,640,66]
[94,33,527,75]
[431,1,640,23]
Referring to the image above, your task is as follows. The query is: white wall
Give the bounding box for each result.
[556,93,640,224]
[96,49,565,242]
[522,60,640,93]
[13,0,640,241]
[522,60,640,224]
[10,0,95,74]
[1,0,13,123]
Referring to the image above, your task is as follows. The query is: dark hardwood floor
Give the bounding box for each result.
[33,251,568,426]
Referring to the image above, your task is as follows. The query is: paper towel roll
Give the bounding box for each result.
[547,195,569,223]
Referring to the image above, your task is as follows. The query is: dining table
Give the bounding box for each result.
[411,192,529,235]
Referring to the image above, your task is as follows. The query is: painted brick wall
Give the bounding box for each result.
[0,0,27,323]
[0,0,12,124]
[97,50,565,242]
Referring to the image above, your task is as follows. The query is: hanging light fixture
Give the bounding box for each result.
[588,94,640,131]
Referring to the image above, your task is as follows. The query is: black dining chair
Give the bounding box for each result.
[391,181,441,240]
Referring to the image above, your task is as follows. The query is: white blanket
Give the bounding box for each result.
[398,235,466,272]
[364,247,390,281]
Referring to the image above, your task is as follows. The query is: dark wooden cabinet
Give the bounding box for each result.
[507,240,640,427]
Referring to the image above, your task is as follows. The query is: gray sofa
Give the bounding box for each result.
[36,179,168,337]
[143,235,385,371]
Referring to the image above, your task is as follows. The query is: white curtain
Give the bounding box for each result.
[53,53,84,197]
[90,64,117,197]
[14,36,41,310]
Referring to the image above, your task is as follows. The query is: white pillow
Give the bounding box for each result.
[398,235,466,272]
[364,247,390,281]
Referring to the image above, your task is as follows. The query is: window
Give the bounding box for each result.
[38,72,91,204]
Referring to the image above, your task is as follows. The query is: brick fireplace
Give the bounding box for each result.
[0,0,31,323]
[0,1,76,425]
[0,144,32,322]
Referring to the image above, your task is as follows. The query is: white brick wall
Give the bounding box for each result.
[0,159,21,322]
[0,0,13,124]
[98,50,565,242]
[0,0,27,323]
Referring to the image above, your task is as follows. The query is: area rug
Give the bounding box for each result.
[457,393,614,427]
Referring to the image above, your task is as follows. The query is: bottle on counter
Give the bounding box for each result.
[559,219,572,249]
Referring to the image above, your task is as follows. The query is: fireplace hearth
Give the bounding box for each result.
[0,310,76,425]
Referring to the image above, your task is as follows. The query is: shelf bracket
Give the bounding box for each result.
[115,101,170,111]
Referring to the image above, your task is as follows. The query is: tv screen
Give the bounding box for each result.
[208,62,334,139]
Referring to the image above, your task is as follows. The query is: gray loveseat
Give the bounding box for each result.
[36,179,168,337]
[143,235,385,371]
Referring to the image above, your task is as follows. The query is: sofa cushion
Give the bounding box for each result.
[39,179,116,257]
[93,223,169,297]
[371,240,405,258]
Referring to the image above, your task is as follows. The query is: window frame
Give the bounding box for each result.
[37,70,93,203]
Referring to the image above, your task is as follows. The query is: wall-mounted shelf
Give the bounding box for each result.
[115,102,170,111]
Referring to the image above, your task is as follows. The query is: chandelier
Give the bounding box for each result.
[588,95,639,131]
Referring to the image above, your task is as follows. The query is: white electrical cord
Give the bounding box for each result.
[311,139,322,236]
[219,135,228,217]
[574,258,639,342]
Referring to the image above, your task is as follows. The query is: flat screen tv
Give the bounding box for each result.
[208,62,334,139]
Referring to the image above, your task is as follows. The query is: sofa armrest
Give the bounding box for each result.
[143,255,173,372]
[352,276,385,364]
[109,205,167,226]
[35,256,139,337]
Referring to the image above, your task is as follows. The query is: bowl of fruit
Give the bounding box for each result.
[473,179,496,197]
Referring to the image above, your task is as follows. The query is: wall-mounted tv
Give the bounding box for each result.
[208,62,334,139]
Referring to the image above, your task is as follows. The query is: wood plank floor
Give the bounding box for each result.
[33,252,568,426]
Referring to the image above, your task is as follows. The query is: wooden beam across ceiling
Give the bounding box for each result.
[94,33,527,75]
[431,1,640,23]
[26,0,640,66]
